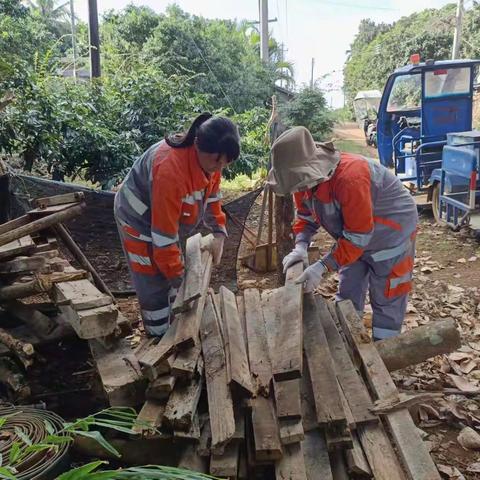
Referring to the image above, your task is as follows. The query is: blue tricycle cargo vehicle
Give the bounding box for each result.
[376,54,480,233]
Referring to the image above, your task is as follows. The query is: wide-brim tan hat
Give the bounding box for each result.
[266,126,340,196]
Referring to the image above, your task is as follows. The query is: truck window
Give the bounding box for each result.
[387,74,421,112]
[424,67,471,98]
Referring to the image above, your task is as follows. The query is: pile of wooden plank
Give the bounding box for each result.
[134,232,445,480]
[0,193,144,406]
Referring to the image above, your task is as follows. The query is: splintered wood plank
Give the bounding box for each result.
[336,300,440,480]
[136,320,178,379]
[317,297,377,426]
[346,431,372,478]
[303,430,333,480]
[171,344,201,380]
[244,288,272,396]
[219,286,254,396]
[279,418,304,445]
[251,395,283,462]
[53,279,112,310]
[89,338,145,407]
[0,236,36,261]
[210,442,240,478]
[145,375,176,401]
[262,289,302,420]
[163,374,202,432]
[133,400,165,435]
[275,443,306,480]
[178,443,208,473]
[300,360,318,432]
[272,262,303,381]
[200,294,235,452]
[174,250,212,349]
[303,293,346,429]
[184,233,203,304]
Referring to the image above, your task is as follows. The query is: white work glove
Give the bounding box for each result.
[282,242,309,273]
[295,260,327,293]
[211,234,225,266]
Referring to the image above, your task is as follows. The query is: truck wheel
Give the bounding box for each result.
[432,182,443,224]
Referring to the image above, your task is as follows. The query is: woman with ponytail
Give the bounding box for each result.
[114,113,240,336]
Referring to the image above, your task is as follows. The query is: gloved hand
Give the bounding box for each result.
[211,234,225,266]
[294,260,327,292]
[282,242,309,273]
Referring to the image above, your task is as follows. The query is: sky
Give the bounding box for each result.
[74,0,459,108]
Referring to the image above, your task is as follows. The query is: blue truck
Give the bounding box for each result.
[376,56,480,233]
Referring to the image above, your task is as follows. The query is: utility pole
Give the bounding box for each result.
[69,0,77,80]
[452,0,464,60]
[88,0,101,78]
[310,58,315,88]
[259,0,269,62]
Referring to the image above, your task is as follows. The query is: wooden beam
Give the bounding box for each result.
[303,429,333,480]
[210,442,240,478]
[34,192,85,210]
[346,431,372,478]
[303,293,346,429]
[244,288,272,396]
[336,300,441,480]
[163,374,202,432]
[174,251,212,350]
[275,443,306,480]
[317,297,377,426]
[0,255,45,274]
[279,418,304,445]
[145,375,175,401]
[53,279,113,310]
[376,318,461,372]
[272,262,303,381]
[219,286,254,396]
[200,294,235,452]
[251,395,283,462]
[90,338,145,407]
[178,443,208,473]
[171,344,201,380]
[133,400,165,435]
[5,300,57,338]
[0,236,36,261]
[330,450,350,480]
[0,203,84,247]
[183,233,203,304]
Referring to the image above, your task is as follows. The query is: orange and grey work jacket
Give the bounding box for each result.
[293,153,418,291]
[114,141,226,285]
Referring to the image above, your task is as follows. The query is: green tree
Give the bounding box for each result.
[281,87,333,141]
[25,0,70,38]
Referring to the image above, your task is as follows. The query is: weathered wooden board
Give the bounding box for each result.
[53,279,112,310]
[163,374,202,432]
[34,192,85,210]
[303,293,346,429]
[5,299,57,338]
[200,294,235,452]
[210,442,240,478]
[183,233,203,305]
[303,430,333,480]
[337,300,440,480]
[0,255,45,274]
[178,443,208,473]
[317,297,377,426]
[174,250,212,349]
[244,288,272,396]
[300,360,318,433]
[275,443,306,480]
[251,395,282,462]
[330,450,350,480]
[272,262,303,381]
[145,375,176,401]
[89,338,145,407]
[174,414,201,440]
[219,286,254,395]
[171,344,201,380]
[346,431,372,478]
[198,416,212,457]
[279,418,304,445]
[133,400,165,435]
[0,236,36,261]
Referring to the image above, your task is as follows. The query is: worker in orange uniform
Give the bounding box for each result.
[267,126,418,340]
[114,113,240,336]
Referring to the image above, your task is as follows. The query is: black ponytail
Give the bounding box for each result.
[166,113,241,163]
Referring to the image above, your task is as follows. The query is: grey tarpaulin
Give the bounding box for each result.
[4,173,261,292]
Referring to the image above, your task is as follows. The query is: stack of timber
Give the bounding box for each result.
[0,193,143,406]
[134,235,456,479]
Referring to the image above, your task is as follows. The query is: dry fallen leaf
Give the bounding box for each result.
[468,256,478,262]
[437,464,466,480]
[447,374,480,393]
[457,426,480,450]
[467,462,480,473]
[457,258,467,264]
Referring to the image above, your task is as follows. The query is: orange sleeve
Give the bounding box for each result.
[150,162,184,281]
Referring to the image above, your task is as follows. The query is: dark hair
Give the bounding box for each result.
[166,112,240,162]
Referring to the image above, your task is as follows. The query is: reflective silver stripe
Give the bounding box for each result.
[144,323,169,336]
[122,185,148,216]
[343,230,373,248]
[117,219,152,242]
[142,307,170,322]
[373,326,400,339]
[182,195,195,205]
[390,272,412,289]
[206,194,221,204]
[323,202,337,215]
[371,241,410,262]
[193,190,204,200]
[298,213,316,223]
[128,253,151,266]
[152,231,178,248]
